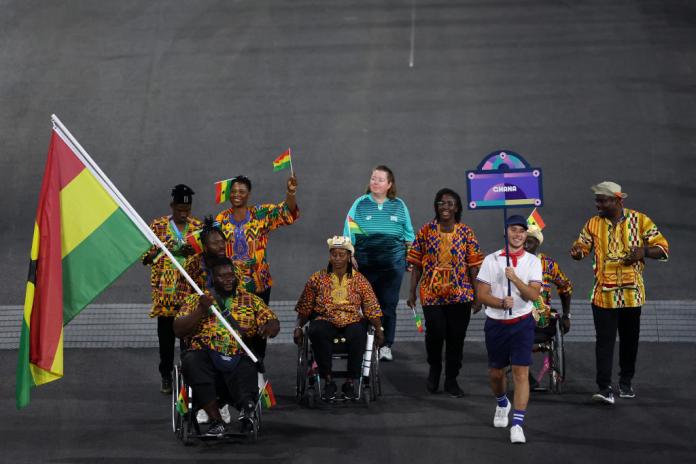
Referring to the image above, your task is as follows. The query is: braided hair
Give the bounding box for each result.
[200,215,225,247]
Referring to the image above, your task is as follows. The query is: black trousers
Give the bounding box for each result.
[181,350,258,410]
[308,320,367,379]
[592,305,641,389]
[157,316,176,381]
[422,302,472,380]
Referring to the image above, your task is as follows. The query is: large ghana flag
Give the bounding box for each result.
[16,122,151,409]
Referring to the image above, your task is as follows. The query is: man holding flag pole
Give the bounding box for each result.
[174,256,280,436]
[142,185,202,394]
[16,115,268,413]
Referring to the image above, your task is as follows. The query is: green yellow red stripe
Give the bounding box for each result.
[17,129,150,409]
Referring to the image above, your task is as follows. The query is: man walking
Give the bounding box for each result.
[476,215,542,444]
[570,181,668,404]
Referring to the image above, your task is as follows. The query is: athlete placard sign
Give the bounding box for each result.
[466,151,543,210]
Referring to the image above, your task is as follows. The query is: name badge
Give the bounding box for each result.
[390,215,398,222]
[366,215,372,220]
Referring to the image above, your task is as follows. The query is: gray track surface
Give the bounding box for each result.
[2,342,696,463]
[1,0,695,307]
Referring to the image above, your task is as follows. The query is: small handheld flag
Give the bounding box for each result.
[185,229,204,254]
[527,208,546,230]
[175,385,189,416]
[347,215,367,236]
[260,380,277,409]
[272,148,293,174]
[153,226,214,263]
[411,307,424,334]
[214,179,232,204]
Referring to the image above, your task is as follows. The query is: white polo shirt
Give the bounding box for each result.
[476,249,543,320]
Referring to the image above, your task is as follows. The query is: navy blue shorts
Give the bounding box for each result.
[484,315,535,368]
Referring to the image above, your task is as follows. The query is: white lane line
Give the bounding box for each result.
[409,0,416,68]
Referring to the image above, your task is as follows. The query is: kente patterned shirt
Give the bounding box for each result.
[537,253,573,306]
[177,290,277,356]
[216,202,298,294]
[295,270,382,327]
[573,208,669,309]
[143,216,202,317]
[407,221,484,306]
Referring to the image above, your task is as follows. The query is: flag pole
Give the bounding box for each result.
[289,147,294,177]
[50,115,259,364]
[503,207,512,315]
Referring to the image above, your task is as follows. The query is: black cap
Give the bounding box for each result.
[505,214,528,230]
[171,184,195,204]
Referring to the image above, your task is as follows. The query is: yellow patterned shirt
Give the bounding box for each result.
[177,290,277,356]
[143,216,203,317]
[295,270,382,328]
[573,208,669,308]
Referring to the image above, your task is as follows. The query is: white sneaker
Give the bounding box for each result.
[220,404,231,424]
[380,346,393,361]
[197,409,210,424]
[510,424,526,444]
[493,400,511,428]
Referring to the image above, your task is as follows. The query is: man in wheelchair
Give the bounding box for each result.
[174,256,280,436]
[524,225,572,390]
[293,236,384,401]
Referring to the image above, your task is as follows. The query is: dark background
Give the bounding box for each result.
[2,0,694,305]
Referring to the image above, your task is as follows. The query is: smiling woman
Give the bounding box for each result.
[406,188,484,397]
[343,165,415,362]
[216,173,299,359]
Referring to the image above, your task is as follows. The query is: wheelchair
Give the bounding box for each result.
[531,311,566,393]
[171,361,264,445]
[296,324,381,408]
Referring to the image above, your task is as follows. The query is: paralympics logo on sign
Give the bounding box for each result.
[466,151,543,210]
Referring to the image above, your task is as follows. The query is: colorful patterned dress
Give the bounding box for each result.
[407,221,484,306]
[216,202,298,294]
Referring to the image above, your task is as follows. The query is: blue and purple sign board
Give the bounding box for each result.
[466,151,543,210]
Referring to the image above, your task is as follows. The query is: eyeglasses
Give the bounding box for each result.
[436,200,456,207]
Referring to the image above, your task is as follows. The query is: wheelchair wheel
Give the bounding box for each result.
[368,349,378,401]
[296,333,309,402]
[363,386,371,407]
[373,345,382,397]
[550,324,566,393]
[306,386,317,409]
[172,365,184,439]
[246,418,259,444]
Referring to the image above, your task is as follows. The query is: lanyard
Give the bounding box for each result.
[168,217,188,244]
